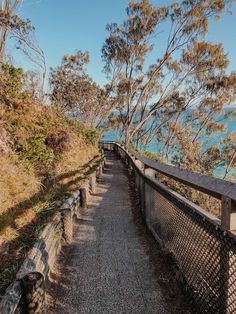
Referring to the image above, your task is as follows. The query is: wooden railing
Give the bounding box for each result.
[101,141,236,232]
[101,141,236,313]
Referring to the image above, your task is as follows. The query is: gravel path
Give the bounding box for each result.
[45,152,171,314]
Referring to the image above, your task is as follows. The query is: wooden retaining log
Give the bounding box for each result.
[0,162,101,313]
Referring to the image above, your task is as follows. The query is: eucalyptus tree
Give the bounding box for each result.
[50,51,112,128]
[102,0,236,146]
[0,0,46,91]
[102,0,236,180]
[0,0,21,65]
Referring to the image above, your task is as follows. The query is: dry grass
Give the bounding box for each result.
[0,146,100,297]
[0,96,100,297]
[0,155,39,213]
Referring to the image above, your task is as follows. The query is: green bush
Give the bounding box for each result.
[84,128,100,145]
[21,134,54,166]
[1,64,27,101]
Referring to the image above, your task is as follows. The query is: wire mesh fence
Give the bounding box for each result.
[114,144,236,314]
[148,187,236,313]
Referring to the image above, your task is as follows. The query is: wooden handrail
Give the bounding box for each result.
[100,141,236,204]
[131,150,236,203]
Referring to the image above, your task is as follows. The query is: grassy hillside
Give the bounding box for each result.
[0,65,100,296]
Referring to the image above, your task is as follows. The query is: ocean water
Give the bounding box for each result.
[102,110,236,182]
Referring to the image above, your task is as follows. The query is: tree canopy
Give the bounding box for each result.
[102,0,236,180]
[49,51,112,128]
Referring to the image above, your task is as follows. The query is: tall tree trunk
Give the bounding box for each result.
[0,0,22,67]
[0,24,7,67]
[125,126,132,146]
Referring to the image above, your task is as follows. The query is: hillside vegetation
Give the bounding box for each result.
[0,65,100,296]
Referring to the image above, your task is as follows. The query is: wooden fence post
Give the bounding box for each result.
[61,208,73,244]
[220,197,236,312]
[99,164,103,177]
[21,272,45,314]
[221,196,236,231]
[90,174,96,194]
[80,188,87,210]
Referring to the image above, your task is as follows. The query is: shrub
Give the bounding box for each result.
[84,128,100,145]
[45,130,69,155]
[22,134,54,167]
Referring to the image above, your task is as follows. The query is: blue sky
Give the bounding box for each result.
[8,0,236,88]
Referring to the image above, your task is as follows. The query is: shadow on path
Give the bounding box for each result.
[45,151,191,314]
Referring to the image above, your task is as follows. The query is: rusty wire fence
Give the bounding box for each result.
[102,142,236,314]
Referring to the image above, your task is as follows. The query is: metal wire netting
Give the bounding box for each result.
[115,145,236,314]
[147,187,236,313]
